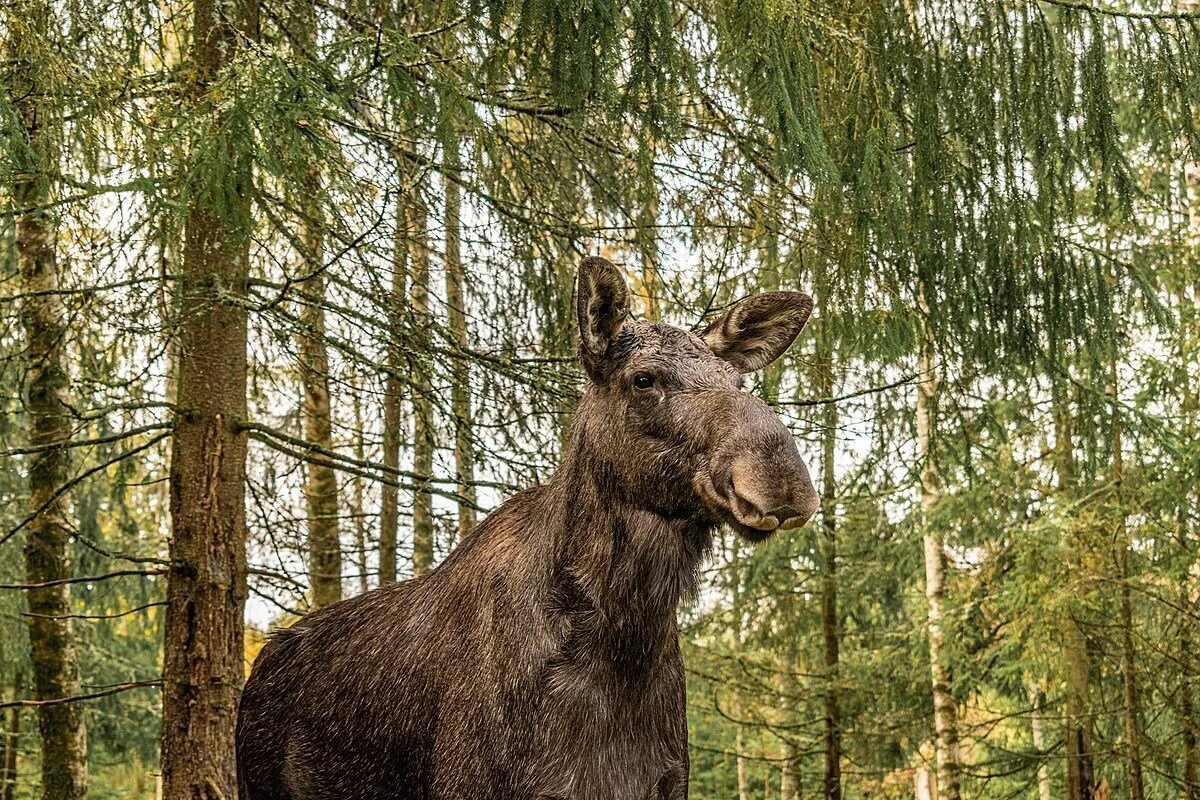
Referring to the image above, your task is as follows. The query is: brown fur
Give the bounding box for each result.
[236,257,818,799]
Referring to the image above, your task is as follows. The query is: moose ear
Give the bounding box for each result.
[576,256,630,380]
[702,291,814,373]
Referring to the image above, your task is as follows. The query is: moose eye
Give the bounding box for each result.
[633,373,655,391]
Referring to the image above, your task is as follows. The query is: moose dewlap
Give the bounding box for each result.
[235,256,819,800]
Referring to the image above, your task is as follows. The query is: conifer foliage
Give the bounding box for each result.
[1,0,1199,797]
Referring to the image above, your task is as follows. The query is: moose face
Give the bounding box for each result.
[572,257,820,542]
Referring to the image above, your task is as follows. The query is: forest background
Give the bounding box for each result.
[2,1,1200,799]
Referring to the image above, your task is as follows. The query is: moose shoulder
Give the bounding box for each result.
[236,257,820,800]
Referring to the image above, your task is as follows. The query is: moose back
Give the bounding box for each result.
[236,257,820,799]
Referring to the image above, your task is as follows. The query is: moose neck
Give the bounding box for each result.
[540,432,713,671]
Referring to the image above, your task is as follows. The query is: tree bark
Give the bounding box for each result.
[1115,543,1143,800]
[1055,385,1095,800]
[917,290,961,800]
[351,377,369,595]
[161,0,256,794]
[408,195,435,575]
[729,542,750,800]
[1,670,21,800]
[736,727,750,800]
[778,662,799,800]
[1180,159,1200,800]
[636,186,662,321]
[292,0,340,607]
[818,329,840,800]
[442,125,476,542]
[1184,572,1199,800]
[1030,684,1051,800]
[914,765,935,800]
[298,203,341,607]
[1110,379,1143,800]
[379,195,408,584]
[10,2,89,793]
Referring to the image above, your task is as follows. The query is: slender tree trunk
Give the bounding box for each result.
[1056,386,1095,800]
[1030,683,1052,800]
[778,661,799,800]
[379,195,408,584]
[762,746,772,800]
[1178,287,1199,800]
[1181,422,1199,800]
[408,195,435,575]
[297,262,340,606]
[729,542,750,800]
[736,728,750,800]
[1110,387,1143,800]
[10,3,89,793]
[1115,545,1143,800]
[442,126,476,541]
[914,765,935,800]
[1180,159,1200,800]
[2,670,20,800]
[636,186,662,321]
[1184,573,1199,800]
[1103,245,1144,800]
[917,290,961,800]
[352,378,369,594]
[161,0,256,793]
[818,330,841,800]
[291,0,340,609]
[297,188,342,607]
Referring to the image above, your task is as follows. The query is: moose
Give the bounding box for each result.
[236,256,820,800]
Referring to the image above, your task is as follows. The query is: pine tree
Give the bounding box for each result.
[160,0,257,793]
[6,0,88,795]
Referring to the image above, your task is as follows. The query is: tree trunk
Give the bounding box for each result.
[1115,541,1143,800]
[379,196,408,584]
[352,378,369,595]
[292,0,340,606]
[161,0,256,794]
[11,2,89,792]
[636,186,662,321]
[2,670,21,800]
[917,292,961,800]
[778,662,799,800]
[1056,386,1095,800]
[442,126,476,542]
[1030,684,1051,800]
[408,195,435,575]
[1112,441,1143,800]
[779,747,797,800]
[298,197,341,607]
[729,542,750,800]
[1181,421,1199,800]
[1180,161,1200,800]
[818,330,840,800]
[1183,573,1199,800]
[1104,248,1144,800]
[914,765,935,800]
[736,728,750,800]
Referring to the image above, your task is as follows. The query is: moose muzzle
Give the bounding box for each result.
[697,396,820,537]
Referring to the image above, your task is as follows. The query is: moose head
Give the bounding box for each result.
[569,256,820,541]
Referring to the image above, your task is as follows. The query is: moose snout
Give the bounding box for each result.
[701,428,819,536]
[725,451,819,532]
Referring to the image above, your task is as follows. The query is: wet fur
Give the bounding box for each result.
[237,412,709,800]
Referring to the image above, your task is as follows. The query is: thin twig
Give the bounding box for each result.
[0,680,162,710]
[0,569,168,591]
[772,374,922,407]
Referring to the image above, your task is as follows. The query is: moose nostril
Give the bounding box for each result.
[767,505,801,521]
